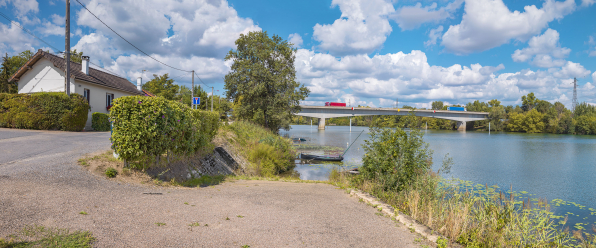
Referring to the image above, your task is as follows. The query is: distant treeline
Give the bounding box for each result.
[292,93,596,135]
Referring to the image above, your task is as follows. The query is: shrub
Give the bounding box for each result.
[91,112,110,131]
[360,126,432,192]
[105,167,117,178]
[109,96,219,167]
[0,92,89,131]
[223,121,295,176]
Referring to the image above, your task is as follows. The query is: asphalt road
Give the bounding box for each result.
[0,128,422,247]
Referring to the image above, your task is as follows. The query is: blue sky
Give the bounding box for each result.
[1,0,595,108]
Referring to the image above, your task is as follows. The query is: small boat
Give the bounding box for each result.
[292,138,307,142]
[299,153,343,161]
[299,130,365,162]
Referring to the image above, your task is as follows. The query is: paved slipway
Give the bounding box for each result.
[0,128,423,247]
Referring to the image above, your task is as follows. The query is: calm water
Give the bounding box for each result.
[280,125,596,228]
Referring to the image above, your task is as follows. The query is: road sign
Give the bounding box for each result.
[192,97,200,105]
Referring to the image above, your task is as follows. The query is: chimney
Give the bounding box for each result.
[81,56,90,75]
[137,77,142,91]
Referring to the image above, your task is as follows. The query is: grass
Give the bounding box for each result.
[188,222,201,227]
[181,175,226,187]
[237,215,244,218]
[329,167,596,247]
[0,225,94,248]
[79,211,88,215]
[155,223,166,227]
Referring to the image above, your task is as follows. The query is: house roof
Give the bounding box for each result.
[9,49,143,95]
[142,89,155,97]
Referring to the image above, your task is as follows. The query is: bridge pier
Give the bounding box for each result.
[456,121,466,131]
[318,118,325,130]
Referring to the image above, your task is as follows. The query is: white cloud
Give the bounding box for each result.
[288,33,303,48]
[425,26,444,47]
[0,0,38,17]
[581,0,595,7]
[593,71,596,83]
[553,61,591,78]
[442,0,576,54]
[312,0,395,56]
[75,0,260,59]
[37,21,63,37]
[392,0,463,30]
[512,29,570,68]
[586,36,596,57]
[0,22,36,55]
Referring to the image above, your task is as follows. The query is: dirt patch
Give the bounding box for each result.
[77,151,159,186]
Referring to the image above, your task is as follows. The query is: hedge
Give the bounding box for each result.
[109,96,220,166]
[0,92,89,131]
[91,112,110,131]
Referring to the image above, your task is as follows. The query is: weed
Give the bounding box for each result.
[184,202,189,205]
[436,237,448,248]
[226,217,230,220]
[104,167,117,178]
[0,225,94,248]
[79,211,88,215]
[155,223,166,227]
[204,224,208,227]
[121,168,131,176]
[409,227,416,233]
[375,212,384,217]
[241,245,250,248]
[188,222,201,227]
[359,198,364,203]
[237,215,244,218]
[182,175,226,188]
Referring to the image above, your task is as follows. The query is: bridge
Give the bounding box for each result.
[295,106,489,131]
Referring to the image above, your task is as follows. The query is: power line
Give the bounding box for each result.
[74,0,192,73]
[0,11,62,53]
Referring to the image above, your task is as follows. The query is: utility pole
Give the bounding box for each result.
[65,0,70,96]
[211,87,214,112]
[191,70,194,109]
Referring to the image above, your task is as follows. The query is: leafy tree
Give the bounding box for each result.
[466,100,489,112]
[224,31,309,132]
[522,109,545,133]
[69,49,84,63]
[488,99,501,108]
[0,50,34,93]
[506,112,525,132]
[535,100,552,114]
[488,106,506,131]
[360,126,432,192]
[521,92,537,111]
[573,102,596,118]
[142,74,179,100]
[431,101,443,110]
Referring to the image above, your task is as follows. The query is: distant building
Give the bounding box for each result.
[9,49,144,129]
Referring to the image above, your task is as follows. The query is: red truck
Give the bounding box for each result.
[325,102,346,107]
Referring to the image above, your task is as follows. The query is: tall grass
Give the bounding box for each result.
[330,125,596,247]
[222,121,295,177]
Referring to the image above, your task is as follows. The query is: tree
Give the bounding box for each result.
[0,50,35,93]
[488,106,506,131]
[522,109,545,133]
[224,31,309,132]
[142,74,179,100]
[431,101,443,110]
[69,49,84,63]
[521,92,537,111]
[488,99,501,108]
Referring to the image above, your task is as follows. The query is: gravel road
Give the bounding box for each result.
[0,128,423,247]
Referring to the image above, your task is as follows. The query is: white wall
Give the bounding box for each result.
[73,80,132,128]
[18,58,74,93]
[17,57,138,130]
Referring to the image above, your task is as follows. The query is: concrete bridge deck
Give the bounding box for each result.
[295,106,489,131]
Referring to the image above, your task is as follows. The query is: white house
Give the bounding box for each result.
[9,49,147,130]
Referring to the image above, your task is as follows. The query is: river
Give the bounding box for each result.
[280,125,596,229]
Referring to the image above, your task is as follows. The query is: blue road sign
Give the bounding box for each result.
[193,97,200,105]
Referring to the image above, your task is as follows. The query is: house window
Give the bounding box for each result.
[106,93,114,107]
[83,89,90,103]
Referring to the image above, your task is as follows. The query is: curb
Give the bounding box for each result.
[349,189,441,243]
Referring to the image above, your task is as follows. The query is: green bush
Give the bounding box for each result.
[0,92,89,131]
[109,96,219,167]
[105,167,117,178]
[360,126,432,192]
[91,112,110,131]
[224,121,295,176]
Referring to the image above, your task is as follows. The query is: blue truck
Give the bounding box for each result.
[447,106,466,111]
